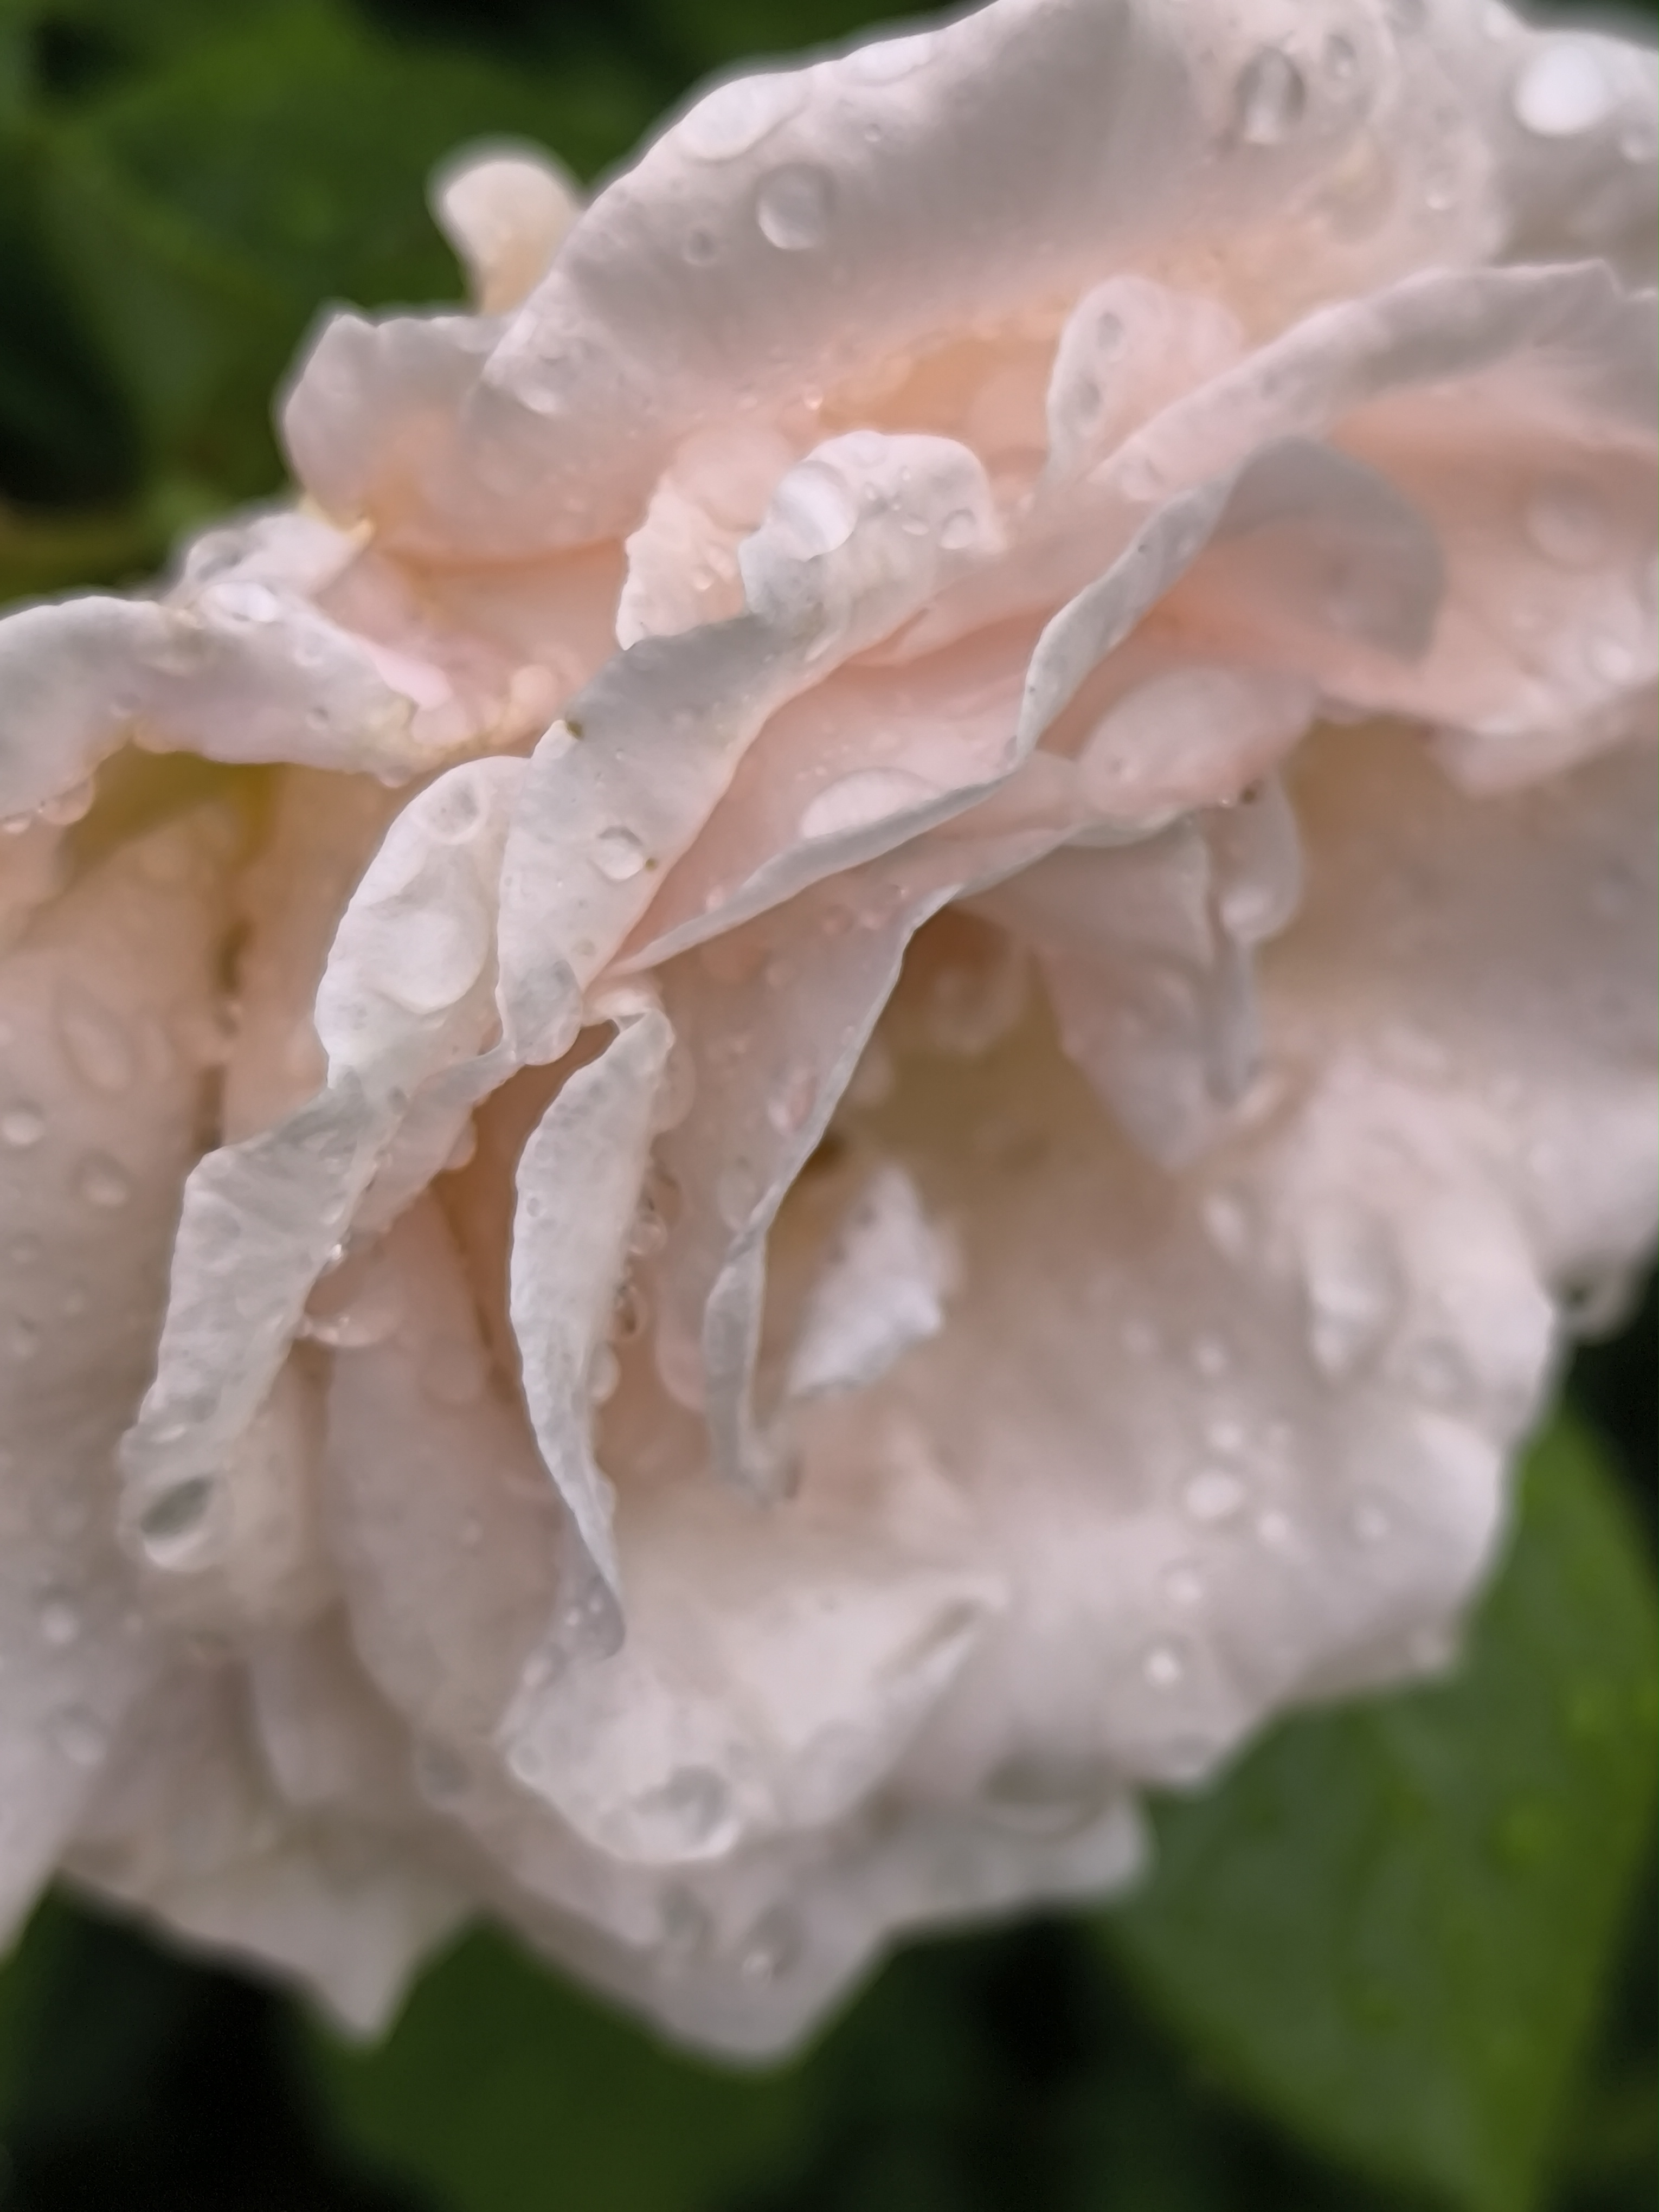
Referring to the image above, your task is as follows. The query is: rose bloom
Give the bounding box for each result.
[0,0,1654,2055]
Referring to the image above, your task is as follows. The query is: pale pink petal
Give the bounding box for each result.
[432,143,583,314]
[494,432,998,1062]
[324,1199,564,1754]
[804,994,1548,1805]
[0,569,452,820]
[0,808,237,1936]
[118,761,524,1590]
[66,1660,464,2033]
[508,1008,674,1654]
[975,777,1303,1163]
[496,1432,1002,1868]
[286,0,1509,557]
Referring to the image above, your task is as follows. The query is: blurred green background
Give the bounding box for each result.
[0,1,1652,2205]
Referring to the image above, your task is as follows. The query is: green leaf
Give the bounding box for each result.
[1100,1416,1657,2212]
[300,1922,809,2212]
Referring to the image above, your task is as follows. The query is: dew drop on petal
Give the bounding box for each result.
[37,1593,81,1647]
[588,1342,621,1405]
[847,30,935,81]
[38,777,97,828]
[1142,1640,1187,1690]
[800,767,940,841]
[755,163,834,250]
[1,1102,44,1149]
[592,825,649,882]
[137,1476,216,1562]
[738,1907,800,1983]
[680,73,805,161]
[1183,1468,1246,1523]
[1513,41,1616,136]
[1162,1562,1206,1609]
[1234,49,1307,145]
[76,1153,131,1209]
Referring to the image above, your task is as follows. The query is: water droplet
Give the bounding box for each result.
[737,1906,800,1983]
[1121,1316,1159,1360]
[1302,1206,1399,1377]
[591,825,649,883]
[800,766,940,842]
[633,1765,737,1855]
[58,987,134,1095]
[1201,1189,1250,1260]
[1256,1507,1296,1553]
[1191,1333,1231,1379]
[683,224,718,264]
[766,1064,818,1134]
[1585,628,1637,685]
[1162,1561,1206,1609]
[1513,41,1615,136]
[9,1317,39,1362]
[1234,48,1307,145]
[38,777,96,828]
[76,1153,131,1209]
[137,1476,215,1562]
[938,506,980,552]
[588,1342,621,1405]
[680,72,805,161]
[209,580,284,623]
[1203,1413,1246,1454]
[1183,1468,1246,1523]
[755,163,833,250]
[38,1593,80,1647]
[1323,30,1359,81]
[1349,1495,1392,1545]
[847,30,934,81]
[50,1707,107,1768]
[1,1102,44,1149]
[1523,478,1609,568]
[768,462,859,558]
[716,1158,761,1229]
[983,1754,1108,1836]
[302,1266,404,1349]
[1618,117,1657,163]
[1142,1640,1186,1690]
[612,1277,648,1342]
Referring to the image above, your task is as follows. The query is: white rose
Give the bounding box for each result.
[0,0,1652,2056]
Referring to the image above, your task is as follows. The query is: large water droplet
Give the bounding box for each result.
[755,163,834,250]
[1303,1206,1399,1377]
[209,580,284,623]
[680,72,805,160]
[137,1476,215,1562]
[800,766,940,842]
[632,1765,740,1856]
[1234,48,1307,145]
[302,1265,405,1349]
[1513,41,1615,135]
[592,825,650,882]
[938,506,980,552]
[1142,1640,1187,1690]
[588,1342,621,1405]
[1,1102,44,1149]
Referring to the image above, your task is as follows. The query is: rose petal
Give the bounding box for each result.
[0,808,236,1935]
[119,760,525,1586]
